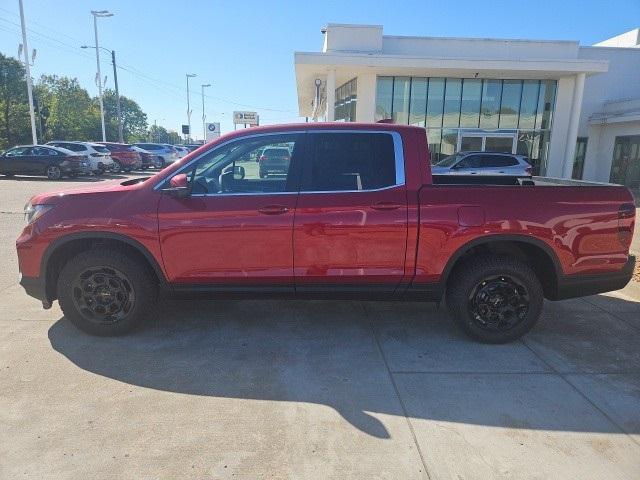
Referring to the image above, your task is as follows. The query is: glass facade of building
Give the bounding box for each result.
[335,78,357,122]
[375,76,557,174]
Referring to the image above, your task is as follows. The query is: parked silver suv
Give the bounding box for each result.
[432,151,532,176]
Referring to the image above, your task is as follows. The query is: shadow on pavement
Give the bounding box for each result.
[47,296,640,438]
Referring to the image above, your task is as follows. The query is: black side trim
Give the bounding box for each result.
[552,255,635,300]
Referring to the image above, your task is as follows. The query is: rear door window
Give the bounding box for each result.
[481,155,518,167]
[456,155,482,169]
[301,132,397,191]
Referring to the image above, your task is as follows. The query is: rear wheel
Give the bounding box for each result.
[46,165,62,180]
[446,254,543,343]
[57,249,157,336]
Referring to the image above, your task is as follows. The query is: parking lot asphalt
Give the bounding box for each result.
[1,174,640,479]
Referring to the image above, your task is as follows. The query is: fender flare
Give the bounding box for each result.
[440,233,563,283]
[41,231,168,287]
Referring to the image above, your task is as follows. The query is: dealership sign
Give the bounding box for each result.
[205,122,221,141]
[233,111,259,125]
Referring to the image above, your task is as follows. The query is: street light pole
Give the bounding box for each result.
[186,73,196,143]
[201,83,210,143]
[18,0,37,145]
[90,10,113,142]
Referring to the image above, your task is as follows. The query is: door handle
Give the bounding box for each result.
[258,204,289,215]
[370,201,403,211]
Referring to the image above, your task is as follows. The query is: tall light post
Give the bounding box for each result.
[185,73,196,143]
[17,0,37,145]
[201,83,210,142]
[82,45,123,142]
[91,10,113,142]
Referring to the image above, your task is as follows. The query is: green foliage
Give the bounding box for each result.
[102,89,147,142]
[35,75,101,142]
[0,53,31,149]
[0,52,165,150]
[145,124,182,144]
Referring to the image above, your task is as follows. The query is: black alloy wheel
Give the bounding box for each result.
[70,266,135,324]
[468,275,530,332]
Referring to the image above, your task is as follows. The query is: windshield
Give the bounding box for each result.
[434,153,462,167]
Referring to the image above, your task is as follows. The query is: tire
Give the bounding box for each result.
[445,254,543,343]
[46,165,62,180]
[57,249,158,336]
[94,169,104,176]
[112,160,123,174]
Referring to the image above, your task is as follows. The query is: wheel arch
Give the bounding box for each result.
[441,234,562,299]
[41,232,167,302]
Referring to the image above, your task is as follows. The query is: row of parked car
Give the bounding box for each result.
[0,141,202,180]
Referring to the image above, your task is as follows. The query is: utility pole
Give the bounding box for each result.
[18,0,37,145]
[90,10,113,142]
[82,44,122,142]
[111,50,123,142]
[201,83,210,143]
[185,73,196,143]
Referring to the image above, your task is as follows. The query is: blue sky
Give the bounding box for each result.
[0,0,638,139]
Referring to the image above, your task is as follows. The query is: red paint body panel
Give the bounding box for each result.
[15,122,635,303]
[157,193,298,285]
[293,186,408,289]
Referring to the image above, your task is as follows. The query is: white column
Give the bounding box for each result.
[325,69,336,121]
[562,73,586,178]
[546,76,574,177]
[355,73,376,122]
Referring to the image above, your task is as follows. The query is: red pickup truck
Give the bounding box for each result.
[16,123,636,343]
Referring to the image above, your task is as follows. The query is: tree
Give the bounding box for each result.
[102,89,148,142]
[144,124,181,144]
[0,53,31,150]
[35,75,101,142]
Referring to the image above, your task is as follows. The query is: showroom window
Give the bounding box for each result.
[375,76,557,175]
[334,78,357,122]
[610,135,640,188]
[572,137,588,180]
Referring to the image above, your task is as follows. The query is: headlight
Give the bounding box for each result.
[24,203,54,225]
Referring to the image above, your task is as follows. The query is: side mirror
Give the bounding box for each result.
[233,165,245,180]
[163,173,190,198]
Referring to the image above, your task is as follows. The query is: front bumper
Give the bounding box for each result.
[553,255,636,300]
[20,275,51,308]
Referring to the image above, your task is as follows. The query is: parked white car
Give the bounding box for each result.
[431,151,532,176]
[46,141,115,175]
[132,143,179,166]
[172,145,190,158]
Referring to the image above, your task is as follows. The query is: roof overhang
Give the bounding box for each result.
[295,51,609,116]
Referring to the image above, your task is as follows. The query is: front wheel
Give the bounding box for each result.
[112,160,123,174]
[57,249,157,336]
[446,254,543,343]
[46,165,62,180]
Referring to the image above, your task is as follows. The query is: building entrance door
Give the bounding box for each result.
[457,131,517,154]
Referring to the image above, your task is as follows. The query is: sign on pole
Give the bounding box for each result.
[205,122,221,141]
[233,111,258,125]
[181,124,190,135]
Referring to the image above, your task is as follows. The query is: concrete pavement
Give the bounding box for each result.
[1,175,639,479]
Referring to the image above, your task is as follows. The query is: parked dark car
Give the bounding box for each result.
[0,145,90,180]
[97,142,142,173]
[130,146,157,169]
[258,147,291,177]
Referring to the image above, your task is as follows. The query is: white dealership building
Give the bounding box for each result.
[294,24,640,186]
